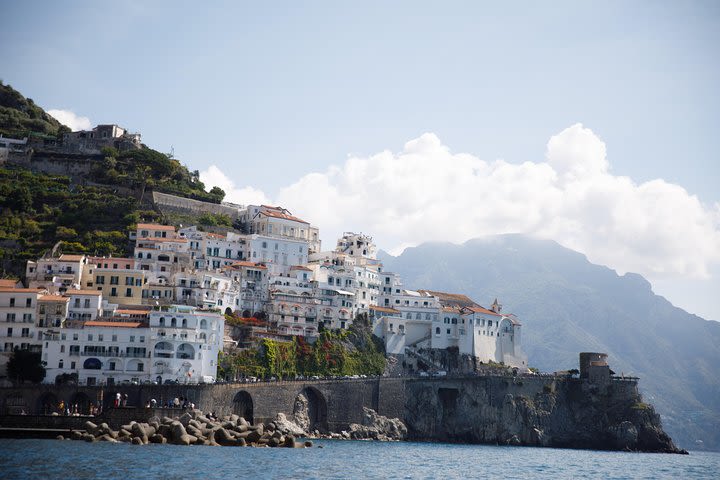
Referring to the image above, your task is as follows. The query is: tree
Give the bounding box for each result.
[209,186,225,202]
[6,349,46,384]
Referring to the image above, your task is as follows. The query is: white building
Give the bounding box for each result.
[42,305,224,385]
[0,287,45,375]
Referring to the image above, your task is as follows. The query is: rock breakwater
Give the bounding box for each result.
[62,411,312,448]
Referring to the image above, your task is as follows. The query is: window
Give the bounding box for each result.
[98,334,103,342]
[96,275,105,285]
[137,363,144,372]
[435,327,440,335]
[73,333,78,341]
[58,360,63,368]
[26,298,31,307]
[70,361,75,369]
[125,288,132,297]
[130,336,135,342]
[110,276,119,285]
[9,298,14,307]
[446,329,451,335]
[21,328,29,337]
[112,335,117,342]
[110,287,117,297]
[87,334,93,341]
[139,336,145,343]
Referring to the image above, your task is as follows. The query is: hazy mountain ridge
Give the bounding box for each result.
[378,234,720,450]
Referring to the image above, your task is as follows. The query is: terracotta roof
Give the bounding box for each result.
[418,290,480,309]
[137,237,188,243]
[370,305,401,314]
[136,223,176,231]
[463,306,502,317]
[84,321,144,328]
[0,279,19,287]
[442,306,461,313]
[225,261,267,270]
[206,233,226,239]
[0,287,45,293]
[66,290,103,296]
[260,209,309,224]
[115,309,150,315]
[39,295,70,303]
[290,265,312,271]
[58,254,85,262]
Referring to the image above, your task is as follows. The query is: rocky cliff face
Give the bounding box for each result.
[404,377,686,453]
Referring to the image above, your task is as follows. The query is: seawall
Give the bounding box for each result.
[0,374,682,452]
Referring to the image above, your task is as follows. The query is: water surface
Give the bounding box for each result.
[1,438,717,479]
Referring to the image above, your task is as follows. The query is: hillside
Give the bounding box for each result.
[379,235,720,451]
[0,81,67,139]
[0,85,224,277]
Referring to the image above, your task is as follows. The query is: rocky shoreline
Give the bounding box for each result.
[55,406,408,447]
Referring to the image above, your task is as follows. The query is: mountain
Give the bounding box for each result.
[379,234,720,451]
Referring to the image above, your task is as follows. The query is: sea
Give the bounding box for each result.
[1,438,718,479]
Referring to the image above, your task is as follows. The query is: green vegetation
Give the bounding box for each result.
[0,166,139,271]
[6,349,47,384]
[198,212,233,227]
[632,402,651,411]
[218,317,386,380]
[92,147,225,204]
[0,81,68,138]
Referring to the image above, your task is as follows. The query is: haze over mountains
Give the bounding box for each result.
[379,234,720,451]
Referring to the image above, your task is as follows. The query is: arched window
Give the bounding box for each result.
[435,327,440,335]
[200,319,207,330]
[182,318,187,328]
[171,317,177,327]
[159,317,165,326]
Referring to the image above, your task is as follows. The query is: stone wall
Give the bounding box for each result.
[152,191,241,219]
[0,375,681,451]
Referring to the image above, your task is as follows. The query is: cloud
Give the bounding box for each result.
[202,124,720,283]
[199,165,270,206]
[47,109,91,131]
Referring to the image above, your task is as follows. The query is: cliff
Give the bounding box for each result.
[404,376,685,453]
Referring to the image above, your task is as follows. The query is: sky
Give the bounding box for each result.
[2,1,719,320]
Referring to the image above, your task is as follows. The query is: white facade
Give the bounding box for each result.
[42,305,224,385]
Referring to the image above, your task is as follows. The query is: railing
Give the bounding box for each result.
[76,351,149,358]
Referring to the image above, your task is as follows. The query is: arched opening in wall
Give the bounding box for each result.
[37,392,59,415]
[71,392,91,415]
[3,393,28,415]
[242,310,251,318]
[301,387,328,433]
[83,358,102,370]
[176,343,195,360]
[233,391,253,423]
[225,307,233,316]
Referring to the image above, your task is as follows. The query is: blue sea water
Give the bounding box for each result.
[0,438,717,479]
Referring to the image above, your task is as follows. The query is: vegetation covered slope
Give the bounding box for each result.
[0,165,151,271]
[379,234,720,451]
[219,316,386,380]
[0,81,67,139]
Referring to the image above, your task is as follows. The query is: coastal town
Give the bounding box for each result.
[0,123,528,386]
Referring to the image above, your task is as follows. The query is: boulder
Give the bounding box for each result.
[214,428,236,446]
[179,412,193,427]
[131,437,143,445]
[149,434,166,444]
[83,421,98,435]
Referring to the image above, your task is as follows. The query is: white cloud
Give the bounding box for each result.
[199,165,270,206]
[47,109,91,131]
[203,124,720,285]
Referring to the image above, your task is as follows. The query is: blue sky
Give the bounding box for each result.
[2,1,719,319]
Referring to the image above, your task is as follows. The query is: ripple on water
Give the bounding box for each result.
[0,439,717,480]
